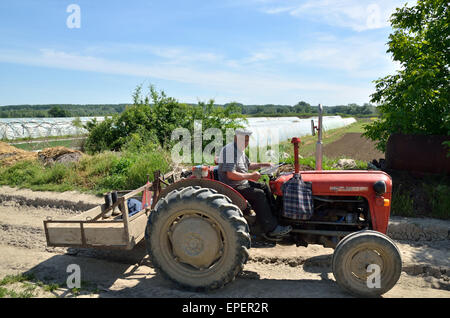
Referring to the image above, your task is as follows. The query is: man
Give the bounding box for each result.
[218,129,292,237]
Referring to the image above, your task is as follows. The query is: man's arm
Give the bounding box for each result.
[226,171,260,182]
[248,162,272,170]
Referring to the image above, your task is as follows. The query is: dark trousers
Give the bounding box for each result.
[235,181,278,233]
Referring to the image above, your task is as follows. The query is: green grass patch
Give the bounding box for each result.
[391,188,415,218]
[0,273,64,298]
[0,139,172,195]
[11,138,85,151]
[0,273,35,286]
[0,274,38,298]
[423,183,450,219]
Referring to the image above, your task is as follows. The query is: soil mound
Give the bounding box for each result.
[0,142,83,166]
[0,142,38,166]
[38,146,83,165]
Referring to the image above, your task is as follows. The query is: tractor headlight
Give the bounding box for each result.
[373,180,386,196]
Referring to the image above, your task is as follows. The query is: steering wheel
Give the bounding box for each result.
[258,162,286,175]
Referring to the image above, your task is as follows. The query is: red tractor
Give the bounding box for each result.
[145,106,402,297]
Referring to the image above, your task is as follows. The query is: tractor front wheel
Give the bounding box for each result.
[332,230,402,297]
[145,186,251,291]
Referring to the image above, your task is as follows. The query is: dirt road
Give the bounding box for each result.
[0,186,448,298]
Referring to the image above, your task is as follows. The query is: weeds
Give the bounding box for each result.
[391,187,415,218]
[0,139,172,195]
[423,183,450,219]
[0,274,38,298]
[0,273,66,298]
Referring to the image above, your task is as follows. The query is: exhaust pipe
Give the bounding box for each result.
[315,104,323,170]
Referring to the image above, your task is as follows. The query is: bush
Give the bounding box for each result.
[83,85,245,154]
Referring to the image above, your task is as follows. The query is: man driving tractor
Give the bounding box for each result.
[218,129,292,238]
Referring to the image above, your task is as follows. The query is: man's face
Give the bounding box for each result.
[235,135,250,151]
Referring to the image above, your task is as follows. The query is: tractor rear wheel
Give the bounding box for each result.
[145,186,251,291]
[332,230,402,297]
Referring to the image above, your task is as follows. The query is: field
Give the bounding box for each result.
[276,119,382,163]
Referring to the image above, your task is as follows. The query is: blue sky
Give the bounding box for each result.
[0,0,413,106]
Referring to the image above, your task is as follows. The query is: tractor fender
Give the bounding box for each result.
[157,178,248,212]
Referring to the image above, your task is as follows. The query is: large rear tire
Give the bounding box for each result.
[332,230,402,297]
[145,186,251,291]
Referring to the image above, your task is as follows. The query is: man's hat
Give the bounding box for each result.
[235,128,253,136]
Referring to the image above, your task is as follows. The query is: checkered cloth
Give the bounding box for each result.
[282,173,313,220]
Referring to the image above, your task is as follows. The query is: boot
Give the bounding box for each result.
[267,224,292,237]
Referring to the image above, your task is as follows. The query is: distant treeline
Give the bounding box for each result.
[0,104,128,118]
[0,101,378,118]
[236,101,378,117]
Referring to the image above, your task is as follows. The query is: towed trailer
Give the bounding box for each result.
[43,170,181,250]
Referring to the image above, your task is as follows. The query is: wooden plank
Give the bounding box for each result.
[45,220,123,224]
[84,225,127,246]
[128,212,148,243]
[151,170,161,209]
[121,183,153,200]
[120,198,131,244]
[80,223,86,246]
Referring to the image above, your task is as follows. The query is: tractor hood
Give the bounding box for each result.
[270,170,392,197]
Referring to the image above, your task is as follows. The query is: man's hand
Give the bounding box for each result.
[249,171,261,181]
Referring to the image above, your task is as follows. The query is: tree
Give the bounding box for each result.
[48,106,71,117]
[294,101,311,113]
[83,85,245,153]
[364,0,449,151]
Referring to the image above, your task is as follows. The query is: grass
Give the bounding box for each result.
[0,140,172,195]
[1,134,87,143]
[0,273,61,298]
[423,183,450,219]
[0,273,101,298]
[388,171,450,220]
[391,187,415,218]
[11,138,85,151]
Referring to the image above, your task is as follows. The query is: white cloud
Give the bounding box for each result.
[0,47,376,104]
[227,36,398,79]
[83,43,225,65]
[259,0,410,31]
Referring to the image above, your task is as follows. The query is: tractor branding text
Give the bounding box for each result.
[330,186,368,192]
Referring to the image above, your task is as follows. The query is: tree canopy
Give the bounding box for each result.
[364,0,450,151]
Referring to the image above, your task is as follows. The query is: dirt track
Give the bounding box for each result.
[0,186,449,298]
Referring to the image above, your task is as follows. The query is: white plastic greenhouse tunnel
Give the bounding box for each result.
[241,116,356,147]
[0,115,356,144]
[0,117,105,140]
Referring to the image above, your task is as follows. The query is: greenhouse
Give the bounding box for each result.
[241,116,356,146]
[0,115,356,142]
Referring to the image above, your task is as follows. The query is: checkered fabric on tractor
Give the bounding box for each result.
[282,173,313,220]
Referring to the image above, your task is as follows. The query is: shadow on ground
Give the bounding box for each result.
[21,243,352,298]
